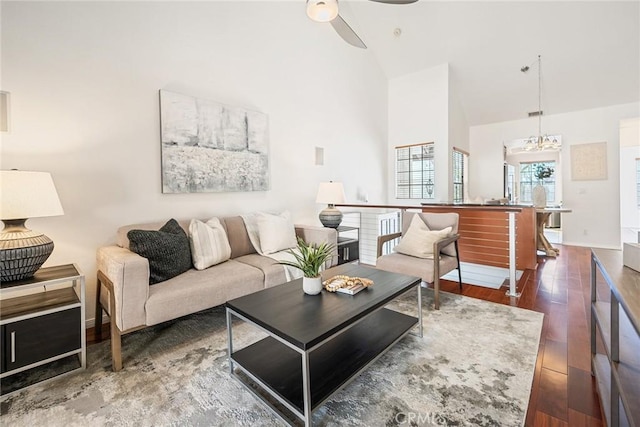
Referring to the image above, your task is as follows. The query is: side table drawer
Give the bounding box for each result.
[1,308,81,373]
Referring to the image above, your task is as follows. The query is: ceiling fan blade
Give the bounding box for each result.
[330,14,367,49]
[367,0,419,4]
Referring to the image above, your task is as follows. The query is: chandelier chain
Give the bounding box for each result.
[520,54,559,152]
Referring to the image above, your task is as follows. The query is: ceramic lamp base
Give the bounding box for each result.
[318,205,343,228]
[0,219,54,283]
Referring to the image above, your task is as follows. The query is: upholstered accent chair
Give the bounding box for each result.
[376,211,462,309]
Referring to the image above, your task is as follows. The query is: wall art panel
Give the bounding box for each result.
[160,90,269,193]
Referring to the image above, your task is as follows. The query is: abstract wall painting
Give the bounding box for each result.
[159,90,269,193]
[570,141,607,181]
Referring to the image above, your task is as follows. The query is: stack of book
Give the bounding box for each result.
[323,275,374,295]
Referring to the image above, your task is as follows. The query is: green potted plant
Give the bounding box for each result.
[280,237,335,295]
[534,164,554,183]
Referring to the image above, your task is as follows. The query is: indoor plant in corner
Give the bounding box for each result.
[280,237,335,295]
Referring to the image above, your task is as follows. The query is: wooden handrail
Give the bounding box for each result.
[336,203,525,213]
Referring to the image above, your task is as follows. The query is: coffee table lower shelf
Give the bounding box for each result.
[230,308,416,424]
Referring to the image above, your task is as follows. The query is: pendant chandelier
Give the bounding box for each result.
[521,55,559,151]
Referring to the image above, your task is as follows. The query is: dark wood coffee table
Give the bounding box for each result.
[225,263,422,426]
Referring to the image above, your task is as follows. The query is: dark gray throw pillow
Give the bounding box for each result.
[127,219,192,285]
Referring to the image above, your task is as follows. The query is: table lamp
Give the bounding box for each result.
[0,170,64,283]
[316,181,346,228]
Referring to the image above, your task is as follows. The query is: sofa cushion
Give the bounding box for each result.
[235,254,288,288]
[395,215,452,259]
[256,211,297,255]
[220,216,257,258]
[118,219,190,250]
[188,218,232,270]
[127,219,192,284]
[144,259,264,326]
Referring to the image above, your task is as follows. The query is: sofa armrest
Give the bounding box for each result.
[294,224,339,267]
[96,246,150,332]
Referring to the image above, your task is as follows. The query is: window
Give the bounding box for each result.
[519,161,556,204]
[396,143,434,199]
[452,149,468,204]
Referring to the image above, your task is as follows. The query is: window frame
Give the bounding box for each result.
[395,142,435,200]
[452,148,468,204]
[519,161,556,204]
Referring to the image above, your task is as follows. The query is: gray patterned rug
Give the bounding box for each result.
[1,289,543,426]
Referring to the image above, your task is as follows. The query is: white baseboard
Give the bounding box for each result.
[560,241,621,250]
[85,314,109,330]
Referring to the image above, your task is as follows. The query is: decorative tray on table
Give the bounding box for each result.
[323,275,374,295]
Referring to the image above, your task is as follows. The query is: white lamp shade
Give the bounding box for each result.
[316,182,346,205]
[306,0,339,23]
[0,170,64,220]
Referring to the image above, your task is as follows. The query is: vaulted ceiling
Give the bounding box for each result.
[334,0,639,126]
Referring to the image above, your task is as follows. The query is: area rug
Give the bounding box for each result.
[1,289,543,426]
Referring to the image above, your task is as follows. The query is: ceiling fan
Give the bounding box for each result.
[306,0,418,49]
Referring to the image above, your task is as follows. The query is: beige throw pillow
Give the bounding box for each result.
[188,218,232,270]
[394,215,452,259]
[256,211,298,255]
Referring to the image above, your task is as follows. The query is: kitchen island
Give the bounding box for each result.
[337,203,538,296]
[419,203,537,271]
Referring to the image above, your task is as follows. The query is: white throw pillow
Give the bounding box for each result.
[256,211,298,255]
[394,215,452,259]
[188,218,232,270]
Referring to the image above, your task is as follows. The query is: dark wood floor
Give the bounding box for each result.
[87,244,603,426]
[438,244,604,426]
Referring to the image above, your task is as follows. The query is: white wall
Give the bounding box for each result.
[0,1,388,325]
[448,72,469,199]
[469,102,640,249]
[387,64,449,203]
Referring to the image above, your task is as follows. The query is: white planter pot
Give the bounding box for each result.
[532,184,547,208]
[302,276,323,295]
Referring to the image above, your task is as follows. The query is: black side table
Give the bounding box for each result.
[1,264,86,398]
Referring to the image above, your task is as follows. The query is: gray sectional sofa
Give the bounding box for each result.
[95,215,337,371]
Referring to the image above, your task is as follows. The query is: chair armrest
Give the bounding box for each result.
[377,232,402,257]
[431,234,460,284]
[376,233,459,259]
[294,224,339,267]
[434,234,460,256]
[96,246,150,331]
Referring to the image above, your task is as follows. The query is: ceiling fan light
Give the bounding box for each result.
[307,0,339,23]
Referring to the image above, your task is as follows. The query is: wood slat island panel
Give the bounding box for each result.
[336,203,538,271]
[420,204,537,270]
